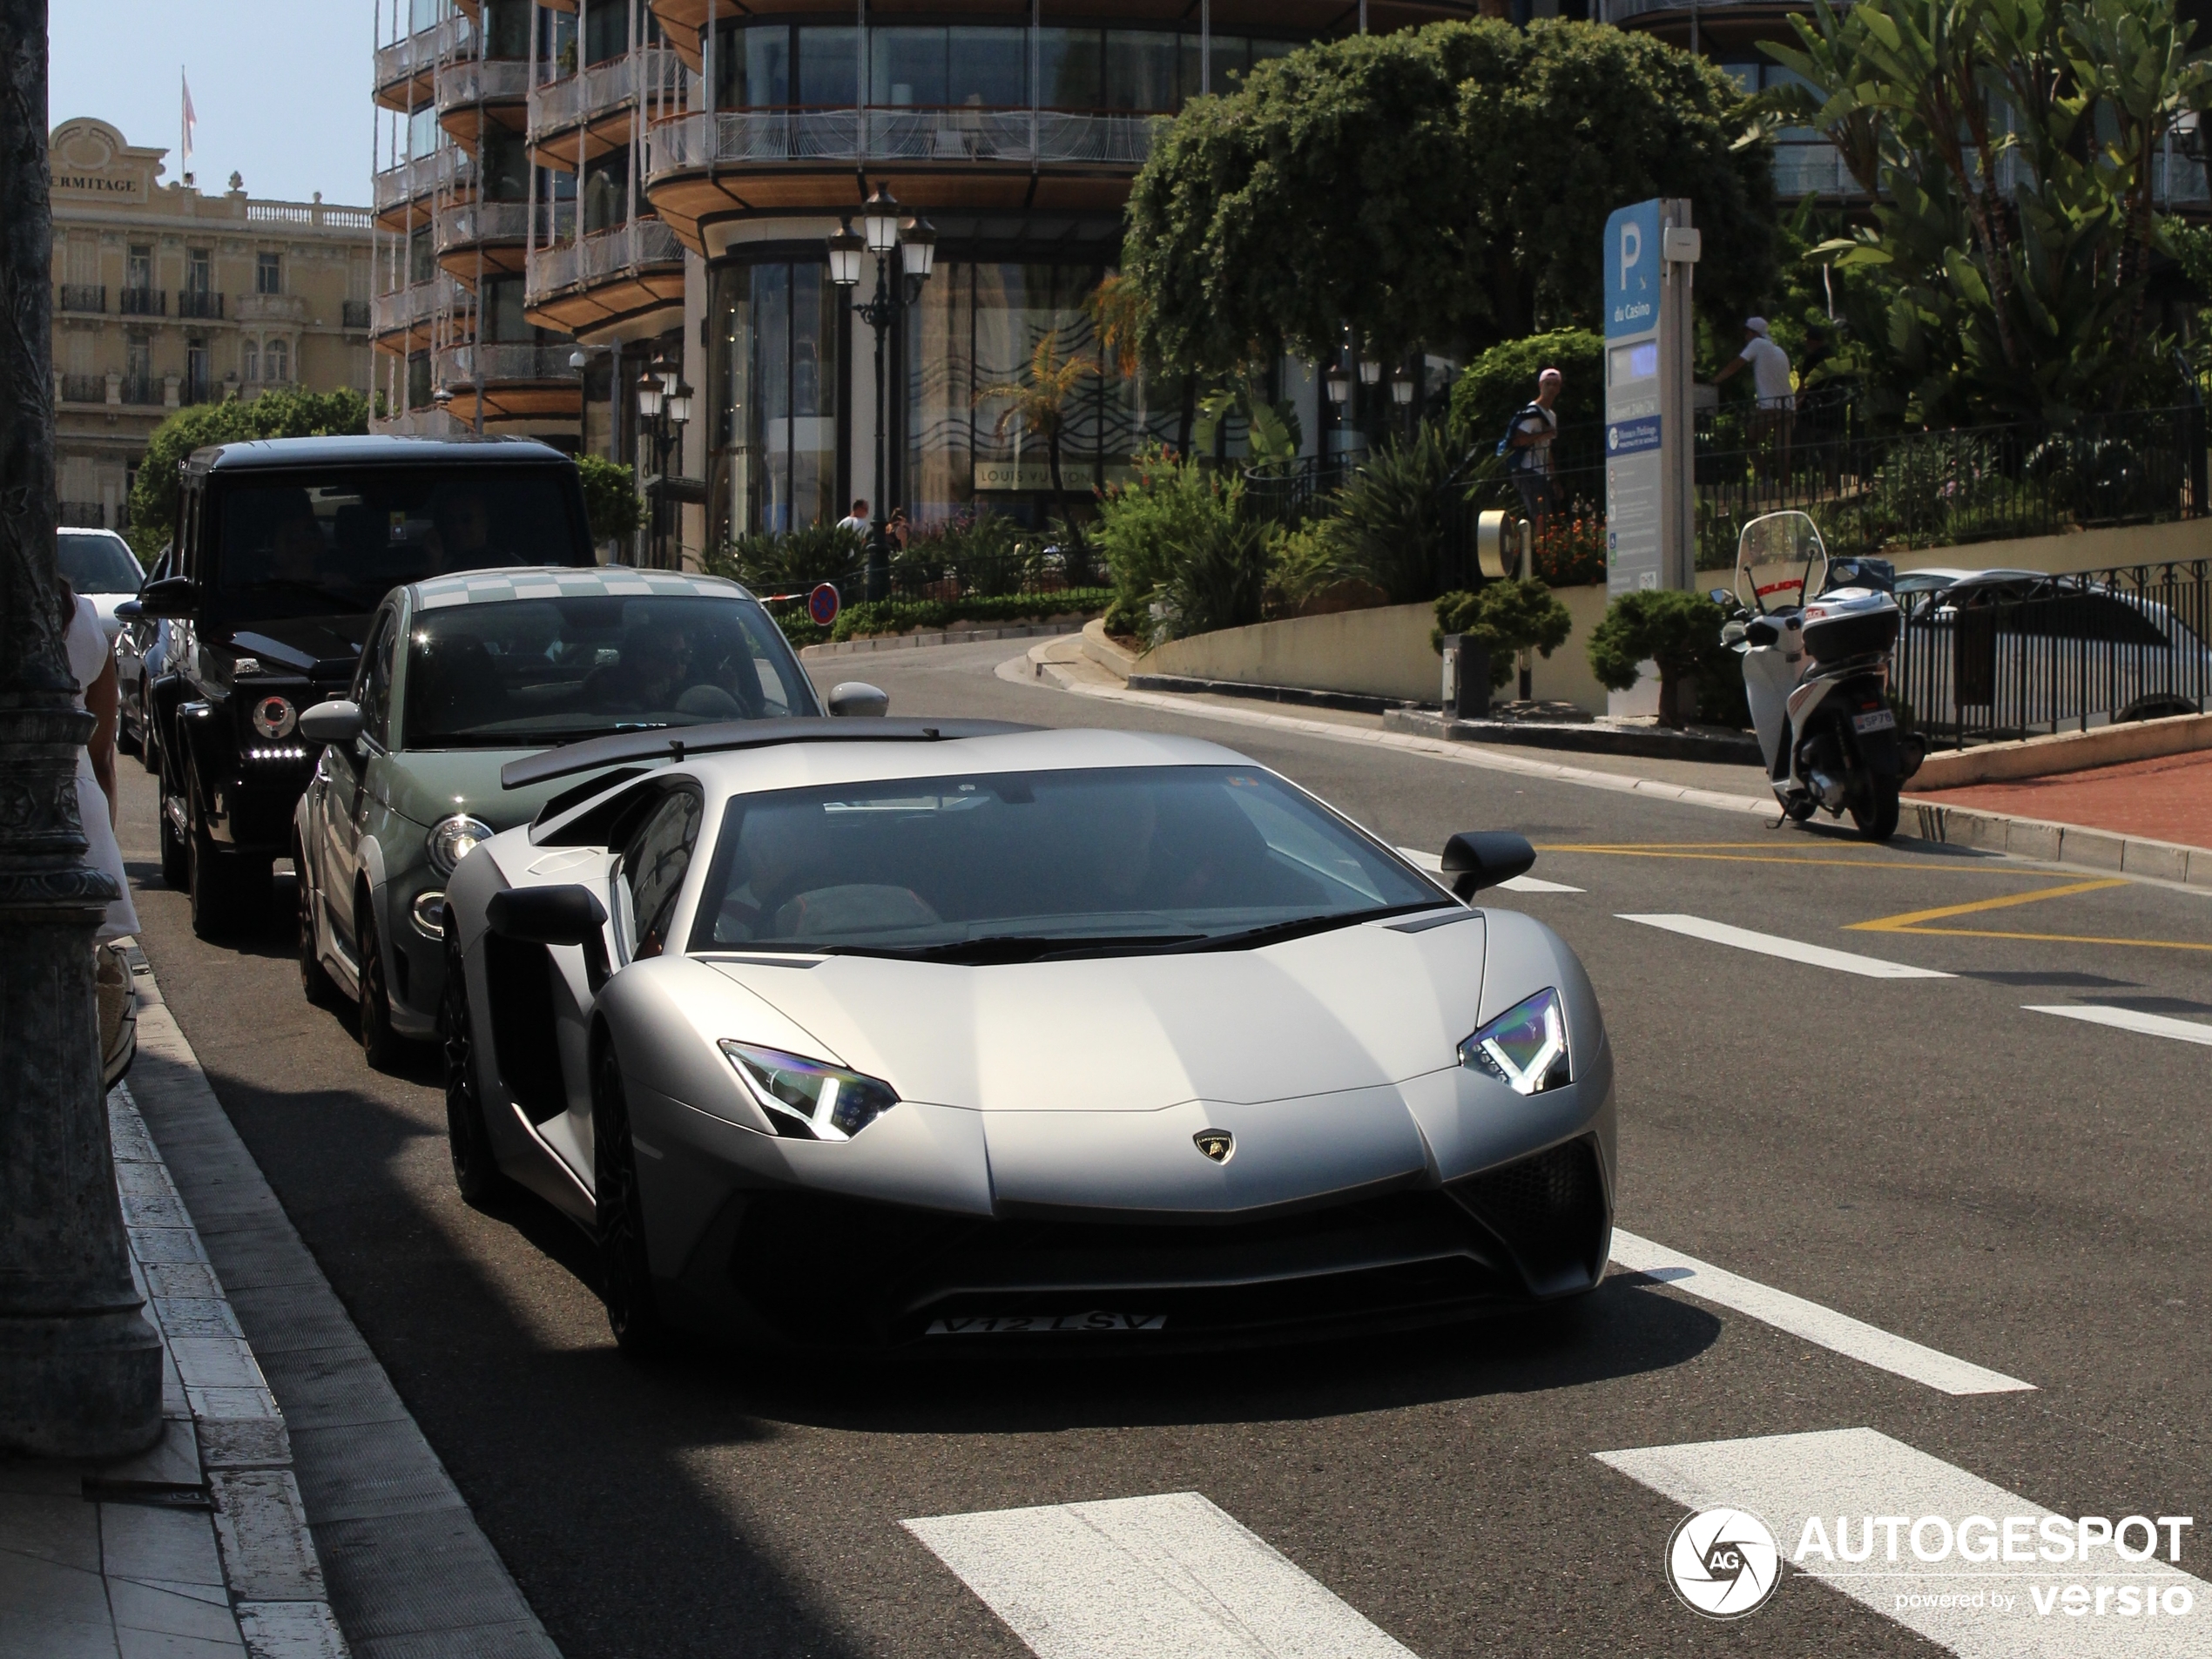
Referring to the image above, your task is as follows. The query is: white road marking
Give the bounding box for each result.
[1597,1427,2209,1657]
[1610,1230,2033,1396]
[2025,1004,2212,1047]
[904,1491,1417,1659]
[1618,913,1955,979]
[1393,846,1583,892]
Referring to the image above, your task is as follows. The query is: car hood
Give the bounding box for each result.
[226,615,374,679]
[376,747,624,833]
[705,914,1489,1112]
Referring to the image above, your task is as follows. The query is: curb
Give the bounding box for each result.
[110,1056,350,1659]
[1903,797,2212,887]
[1383,707,1764,765]
[800,617,1090,659]
[125,953,564,1659]
[1125,673,1422,717]
[1911,707,2212,790]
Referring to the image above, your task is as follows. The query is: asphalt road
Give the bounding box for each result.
[118,642,2212,1657]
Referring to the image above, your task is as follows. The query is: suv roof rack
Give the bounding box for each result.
[499,717,1040,791]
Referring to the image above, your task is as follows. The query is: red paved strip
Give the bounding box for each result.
[1911,747,2212,852]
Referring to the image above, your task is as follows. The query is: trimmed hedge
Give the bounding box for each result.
[765,588,1114,650]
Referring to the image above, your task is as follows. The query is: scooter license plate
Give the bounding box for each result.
[1852,707,1898,734]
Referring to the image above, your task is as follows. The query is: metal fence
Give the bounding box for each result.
[1891,559,2212,747]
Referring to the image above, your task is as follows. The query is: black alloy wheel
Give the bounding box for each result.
[295,840,338,1008]
[136,690,160,773]
[442,929,509,1207]
[357,900,406,1074]
[593,1042,677,1358]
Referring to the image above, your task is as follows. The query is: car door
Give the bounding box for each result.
[543,783,707,1189]
[319,604,397,961]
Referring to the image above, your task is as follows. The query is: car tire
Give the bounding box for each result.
[295,840,338,1008]
[442,929,510,1208]
[593,1041,678,1359]
[185,768,269,940]
[357,900,407,1074]
[1851,777,1901,842]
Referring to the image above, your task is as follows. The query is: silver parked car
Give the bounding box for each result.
[1892,565,2211,735]
[441,721,1617,1355]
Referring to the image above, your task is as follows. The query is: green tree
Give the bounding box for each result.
[1123,22,1777,378]
[1445,329,1605,455]
[1432,579,1575,690]
[125,387,368,557]
[1586,588,1735,727]
[1765,0,2210,421]
[1093,446,1269,639]
[975,330,1100,500]
[574,455,644,545]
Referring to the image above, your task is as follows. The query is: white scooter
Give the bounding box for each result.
[1712,512,1925,842]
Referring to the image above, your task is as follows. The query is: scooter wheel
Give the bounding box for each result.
[1784,799,1817,823]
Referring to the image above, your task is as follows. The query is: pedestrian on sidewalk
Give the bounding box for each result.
[64,576,141,1083]
[835,498,871,538]
[1715,318,1797,482]
[1503,368,1564,531]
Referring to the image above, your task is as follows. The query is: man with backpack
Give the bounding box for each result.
[1500,368,1563,529]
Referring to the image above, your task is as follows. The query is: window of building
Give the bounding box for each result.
[796,26,859,107]
[242,339,260,382]
[256,253,282,295]
[408,226,436,285]
[186,247,212,294]
[585,0,628,64]
[480,275,532,344]
[707,261,841,538]
[482,0,529,58]
[718,24,789,108]
[408,349,433,410]
[582,145,631,235]
[64,234,99,286]
[125,333,153,402]
[1037,30,1103,108]
[407,106,441,160]
[265,339,289,383]
[1104,32,1178,111]
[126,244,153,292]
[185,338,211,404]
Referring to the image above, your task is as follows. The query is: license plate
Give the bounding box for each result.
[1853,708,1898,734]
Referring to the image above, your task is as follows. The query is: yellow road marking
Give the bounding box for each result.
[1850,878,2212,954]
[1848,878,2130,932]
[1534,844,2060,876]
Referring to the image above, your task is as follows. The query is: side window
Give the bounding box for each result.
[354,611,398,745]
[621,788,704,959]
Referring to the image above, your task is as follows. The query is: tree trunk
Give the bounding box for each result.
[0,0,163,1458]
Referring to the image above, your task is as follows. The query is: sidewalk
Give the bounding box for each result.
[1,1069,344,1659]
[1909,746,2212,853]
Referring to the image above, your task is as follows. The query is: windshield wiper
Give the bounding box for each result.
[819,933,1207,966]
[1184,901,1453,954]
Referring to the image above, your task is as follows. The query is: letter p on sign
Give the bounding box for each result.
[1620,222,1641,288]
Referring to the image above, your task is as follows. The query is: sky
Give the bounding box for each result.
[50,3,378,207]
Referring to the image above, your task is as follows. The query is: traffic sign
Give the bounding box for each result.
[808,583,840,627]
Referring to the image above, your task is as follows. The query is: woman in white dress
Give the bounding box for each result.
[64,580,141,942]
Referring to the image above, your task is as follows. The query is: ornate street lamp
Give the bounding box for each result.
[829,185,934,601]
[1324,362,1352,404]
[635,367,662,421]
[1390,364,1416,406]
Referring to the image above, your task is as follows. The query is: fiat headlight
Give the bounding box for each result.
[425,814,494,877]
[1459,988,1570,1096]
[718,1041,899,1141]
[250,694,298,738]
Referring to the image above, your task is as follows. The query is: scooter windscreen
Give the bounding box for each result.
[1734,510,1828,617]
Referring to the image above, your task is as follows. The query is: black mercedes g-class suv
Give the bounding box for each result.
[126,435,599,936]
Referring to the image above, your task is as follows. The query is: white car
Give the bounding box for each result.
[440,721,1617,1355]
[59,525,145,643]
[1893,566,2210,733]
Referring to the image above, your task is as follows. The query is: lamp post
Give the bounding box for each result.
[828,185,934,601]
[1391,363,1417,441]
[636,354,691,569]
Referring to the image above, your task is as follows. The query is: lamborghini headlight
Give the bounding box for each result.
[718,1041,899,1141]
[426,814,494,877]
[1459,988,1570,1096]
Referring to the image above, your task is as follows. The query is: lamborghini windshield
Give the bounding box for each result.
[688,765,1448,961]
[402,594,817,747]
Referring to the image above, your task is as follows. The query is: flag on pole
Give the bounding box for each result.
[180,71,196,182]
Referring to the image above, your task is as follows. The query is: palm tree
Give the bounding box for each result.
[974,329,1099,502]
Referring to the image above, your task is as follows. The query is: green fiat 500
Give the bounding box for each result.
[292,565,862,1069]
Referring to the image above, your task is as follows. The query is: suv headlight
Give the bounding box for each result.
[425,814,494,877]
[718,1041,898,1141]
[250,694,298,738]
[1459,988,1570,1096]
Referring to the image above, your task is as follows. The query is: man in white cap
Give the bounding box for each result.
[1503,366,1565,529]
[1715,317,1795,476]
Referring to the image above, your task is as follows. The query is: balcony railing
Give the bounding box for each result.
[529,48,685,143]
[436,57,532,115]
[371,273,469,334]
[435,343,583,387]
[120,375,162,407]
[118,287,165,316]
[374,13,473,94]
[436,199,575,256]
[342,300,372,329]
[646,108,1169,176]
[236,293,307,324]
[246,199,375,231]
[524,218,684,305]
[177,290,224,320]
[58,374,108,404]
[57,283,104,314]
[374,147,474,213]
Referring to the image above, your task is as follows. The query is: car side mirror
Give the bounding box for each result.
[1440,831,1536,900]
[298,699,365,745]
[827,681,889,718]
[136,575,198,618]
[486,884,611,993]
[114,599,144,624]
